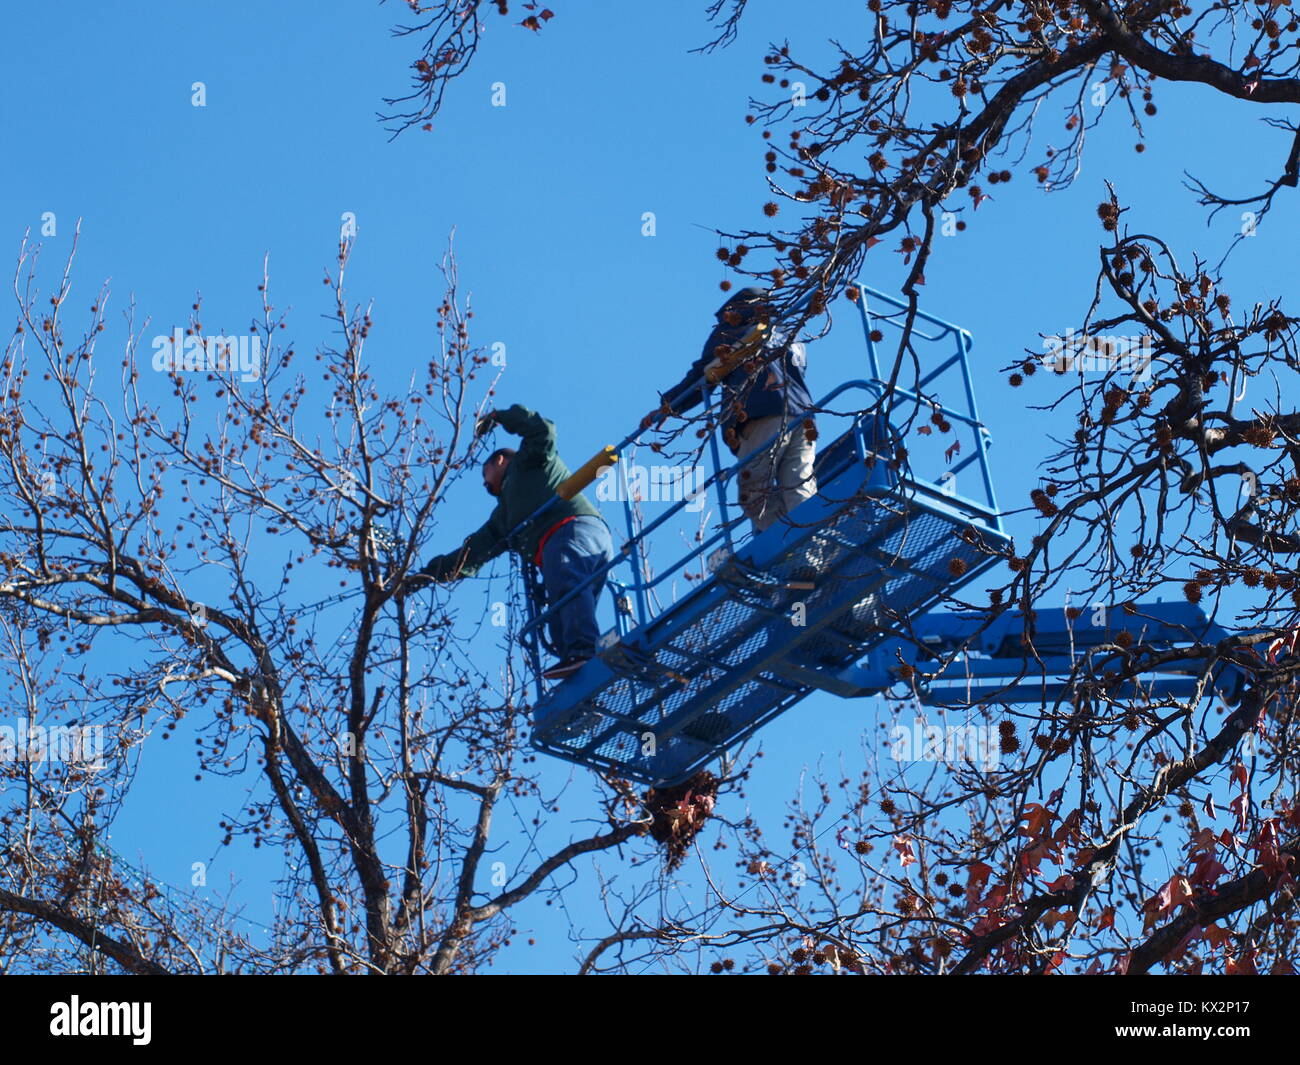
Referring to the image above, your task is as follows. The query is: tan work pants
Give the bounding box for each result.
[735,415,817,532]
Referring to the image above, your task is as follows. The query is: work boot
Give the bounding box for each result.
[542,657,590,681]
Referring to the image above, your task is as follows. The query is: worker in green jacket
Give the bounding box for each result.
[405,404,615,681]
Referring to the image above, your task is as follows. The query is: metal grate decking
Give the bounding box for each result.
[530,429,1011,785]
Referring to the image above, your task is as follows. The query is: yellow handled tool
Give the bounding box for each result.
[556,445,618,500]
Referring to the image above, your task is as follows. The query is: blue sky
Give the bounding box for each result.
[2,1,1295,972]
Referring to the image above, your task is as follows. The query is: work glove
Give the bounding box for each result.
[401,570,438,594]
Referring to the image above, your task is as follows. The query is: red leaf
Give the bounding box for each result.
[1204,923,1233,949]
[964,861,992,912]
[1148,874,1193,921]
[1229,790,1250,832]
[893,834,917,868]
[1018,841,1052,877]
[1020,803,1056,840]
[1256,819,1288,876]
[1225,951,1259,975]
[1190,850,1228,887]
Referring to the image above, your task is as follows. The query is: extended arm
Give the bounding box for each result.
[411,506,509,584]
[489,404,556,468]
[659,344,715,416]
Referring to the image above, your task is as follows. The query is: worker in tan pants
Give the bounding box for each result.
[649,286,819,536]
[735,414,817,532]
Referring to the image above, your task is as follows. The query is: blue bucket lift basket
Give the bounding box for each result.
[524,285,1015,785]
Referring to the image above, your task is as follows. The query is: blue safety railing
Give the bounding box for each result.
[856,287,1000,518]
[516,284,1005,698]
[495,284,1031,784]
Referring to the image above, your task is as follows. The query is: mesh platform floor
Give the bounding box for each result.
[531,477,1008,786]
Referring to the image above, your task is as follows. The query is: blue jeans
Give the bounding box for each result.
[539,516,614,660]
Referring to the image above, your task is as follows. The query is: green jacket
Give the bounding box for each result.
[418,405,604,580]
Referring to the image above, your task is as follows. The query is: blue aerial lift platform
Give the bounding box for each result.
[514,286,1247,786]
[520,286,1014,784]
